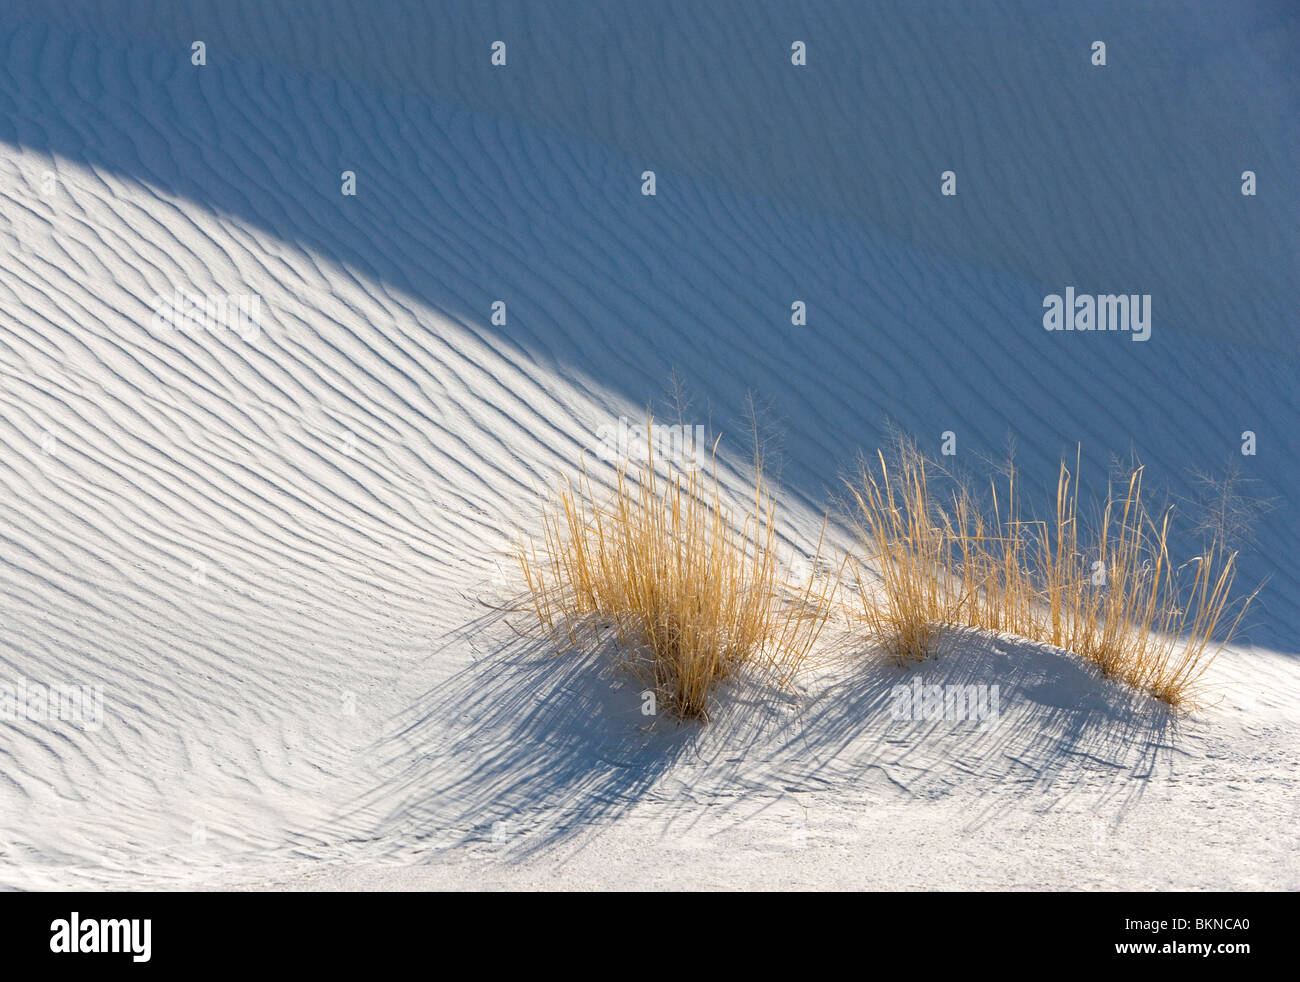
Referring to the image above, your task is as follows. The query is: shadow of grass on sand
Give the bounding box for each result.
[335,603,797,862]
[775,627,1181,823]
[341,613,1183,862]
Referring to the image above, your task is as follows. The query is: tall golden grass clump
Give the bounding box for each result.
[847,442,1254,707]
[517,422,837,720]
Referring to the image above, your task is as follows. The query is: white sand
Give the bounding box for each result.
[0,1,1296,889]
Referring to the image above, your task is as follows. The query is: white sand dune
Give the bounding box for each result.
[0,1,1296,889]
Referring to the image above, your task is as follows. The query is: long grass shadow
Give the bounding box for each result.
[337,603,796,863]
[334,618,1190,866]
[770,627,1182,824]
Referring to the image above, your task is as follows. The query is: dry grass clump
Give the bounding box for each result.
[517,422,837,720]
[847,441,1254,707]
